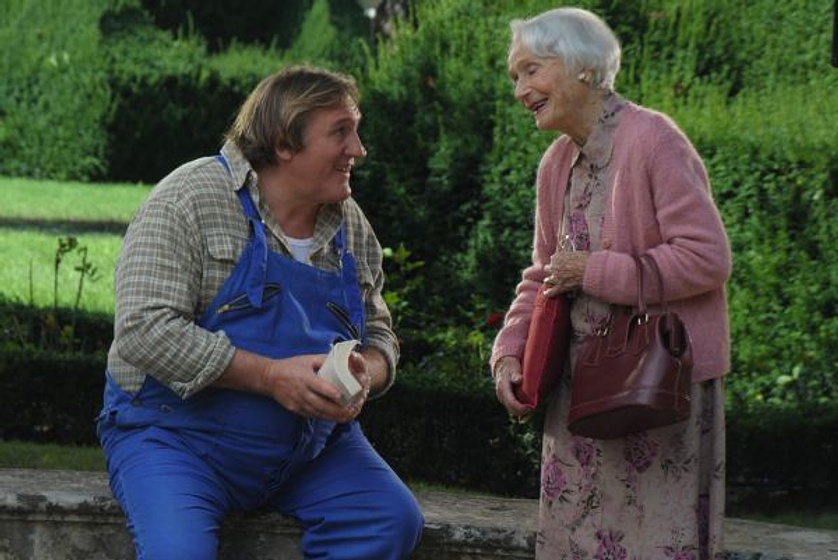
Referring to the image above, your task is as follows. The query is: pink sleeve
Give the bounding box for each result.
[583,120,731,305]
[490,140,570,372]
[644,126,732,300]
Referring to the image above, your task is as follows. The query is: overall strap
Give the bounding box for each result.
[216,154,268,308]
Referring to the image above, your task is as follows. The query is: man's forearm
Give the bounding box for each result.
[361,345,392,397]
[214,349,271,396]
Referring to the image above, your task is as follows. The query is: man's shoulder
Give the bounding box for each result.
[135,155,241,232]
[153,156,228,198]
[139,156,237,216]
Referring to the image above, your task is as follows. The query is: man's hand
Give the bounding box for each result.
[341,351,372,421]
[262,354,359,422]
[217,350,364,422]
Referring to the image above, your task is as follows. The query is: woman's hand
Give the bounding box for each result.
[543,250,590,298]
[494,356,532,417]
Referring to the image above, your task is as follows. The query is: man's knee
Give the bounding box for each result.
[370,485,425,556]
[133,525,218,560]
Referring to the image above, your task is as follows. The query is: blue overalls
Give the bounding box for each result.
[98,159,423,560]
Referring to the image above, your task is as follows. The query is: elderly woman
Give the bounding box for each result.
[492,7,731,560]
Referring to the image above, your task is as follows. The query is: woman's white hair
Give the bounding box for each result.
[509,7,621,91]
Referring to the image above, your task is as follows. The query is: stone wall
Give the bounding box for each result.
[2,469,836,560]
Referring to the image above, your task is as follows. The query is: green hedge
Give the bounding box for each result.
[138,0,310,52]
[0,349,106,445]
[0,299,113,355]
[0,300,111,444]
[4,344,838,502]
[0,0,111,180]
[361,377,541,498]
[1,296,835,499]
[727,403,838,510]
[98,5,273,182]
[0,0,365,182]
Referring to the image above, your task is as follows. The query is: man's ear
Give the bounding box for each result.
[275,144,295,162]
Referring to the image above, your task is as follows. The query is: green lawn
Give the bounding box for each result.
[0,176,149,313]
[0,227,123,314]
[0,177,151,223]
[0,441,105,471]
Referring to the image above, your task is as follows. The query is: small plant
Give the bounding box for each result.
[53,236,100,312]
[4,236,104,353]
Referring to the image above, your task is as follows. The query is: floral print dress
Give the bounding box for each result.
[537,94,726,560]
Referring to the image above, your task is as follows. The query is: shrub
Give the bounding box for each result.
[706,142,838,407]
[101,0,369,183]
[100,5,259,182]
[361,375,541,497]
[0,0,111,180]
[0,348,106,445]
[0,297,111,445]
[727,402,838,509]
[139,0,310,52]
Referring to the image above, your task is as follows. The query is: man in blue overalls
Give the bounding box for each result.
[98,66,424,560]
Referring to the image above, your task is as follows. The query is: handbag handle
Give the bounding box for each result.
[633,253,670,321]
[604,254,666,330]
[633,255,646,316]
[639,253,668,312]
[639,253,689,354]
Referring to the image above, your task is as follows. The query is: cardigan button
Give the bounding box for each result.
[601,238,612,249]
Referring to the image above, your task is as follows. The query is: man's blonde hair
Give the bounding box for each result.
[226,66,360,169]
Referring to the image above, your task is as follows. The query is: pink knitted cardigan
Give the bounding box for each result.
[490,103,732,382]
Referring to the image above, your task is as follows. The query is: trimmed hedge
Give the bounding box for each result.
[3,358,838,502]
[99,5,274,183]
[0,300,111,444]
[2,325,837,502]
[0,300,113,354]
[360,379,540,498]
[0,0,111,180]
[1,295,836,499]
[139,0,310,52]
[727,403,838,510]
[0,350,105,445]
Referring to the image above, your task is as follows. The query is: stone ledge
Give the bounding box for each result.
[1,469,837,560]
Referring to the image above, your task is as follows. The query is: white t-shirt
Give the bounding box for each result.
[285,236,314,264]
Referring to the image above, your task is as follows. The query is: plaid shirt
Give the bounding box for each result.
[107,141,399,398]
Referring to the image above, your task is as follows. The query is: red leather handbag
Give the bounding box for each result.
[568,254,693,439]
[515,285,571,410]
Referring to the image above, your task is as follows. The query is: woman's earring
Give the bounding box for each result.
[577,71,588,82]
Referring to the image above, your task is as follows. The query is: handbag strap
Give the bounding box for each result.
[606,254,664,329]
[639,253,669,313]
[639,253,689,353]
[633,255,646,316]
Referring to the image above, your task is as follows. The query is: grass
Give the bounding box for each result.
[2,174,836,532]
[739,512,838,532]
[0,227,123,314]
[0,177,151,223]
[0,440,105,471]
[1,440,835,531]
[0,176,149,314]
